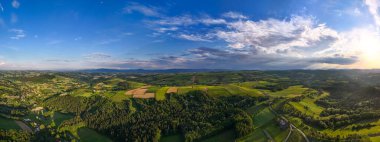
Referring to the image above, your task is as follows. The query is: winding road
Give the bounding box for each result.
[268,103,310,142]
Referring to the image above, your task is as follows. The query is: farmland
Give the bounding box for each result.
[1,70,380,141]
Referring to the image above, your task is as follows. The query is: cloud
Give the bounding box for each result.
[12,0,20,9]
[216,16,338,51]
[222,12,247,19]
[84,53,112,60]
[97,38,120,45]
[365,0,380,27]
[124,2,161,17]
[155,27,178,33]
[0,3,4,12]
[178,34,211,42]
[9,29,26,39]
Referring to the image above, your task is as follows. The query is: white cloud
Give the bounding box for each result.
[200,18,226,25]
[12,0,20,8]
[9,29,26,40]
[156,27,178,33]
[222,12,247,19]
[178,34,211,42]
[365,0,380,27]
[215,16,338,55]
[124,2,161,17]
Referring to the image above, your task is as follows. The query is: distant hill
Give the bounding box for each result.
[78,68,230,73]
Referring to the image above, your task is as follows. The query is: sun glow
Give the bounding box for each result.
[357,32,380,68]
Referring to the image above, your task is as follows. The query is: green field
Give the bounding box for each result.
[110,91,131,102]
[201,129,236,142]
[156,87,169,101]
[0,116,20,130]
[223,84,263,97]
[160,134,183,142]
[177,85,231,96]
[236,81,276,89]
[78,128,112,142]
[289,92,329,118]
[128,81,146,89]
[239,107,289,142]
[269,85,308,98]
[53,112,74,126]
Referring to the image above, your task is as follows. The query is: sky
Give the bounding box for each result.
[1,0,380,70]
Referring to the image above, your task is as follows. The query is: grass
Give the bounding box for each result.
[110,91,131,102]
[78,128,112,142]
[253,108,276,128]
[71,88,92,97]
[265,122,289,142]
[177,85,230,96]
[237,128,267,142]
[320,118,380,137]
[147,86,161,93]
[288,92,329,118]
[160,134,183,142]
[239,107,289,142]
[201,129,236,142]
[156,87,169,101]
[0,116,20,130]
[370,136,380,142]
[58,122,85,138]
[236,81,275,89]
[223,85,263,97]
[269,85,308,98]
[53,112,74,126]
[128,81,146,89]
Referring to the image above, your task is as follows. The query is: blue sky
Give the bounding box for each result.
[0,0,380,70]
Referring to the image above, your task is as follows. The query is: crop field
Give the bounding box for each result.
[166,87,178,93]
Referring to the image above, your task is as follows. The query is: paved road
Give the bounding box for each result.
[15,121,33,133]
[263,129,274,142]
[283,124,293,142]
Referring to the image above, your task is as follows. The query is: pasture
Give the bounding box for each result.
[269,85,308,98]
[0,116,20,130]
[78,128,112,142]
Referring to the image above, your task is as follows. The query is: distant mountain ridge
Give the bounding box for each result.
[78,68,230,73]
